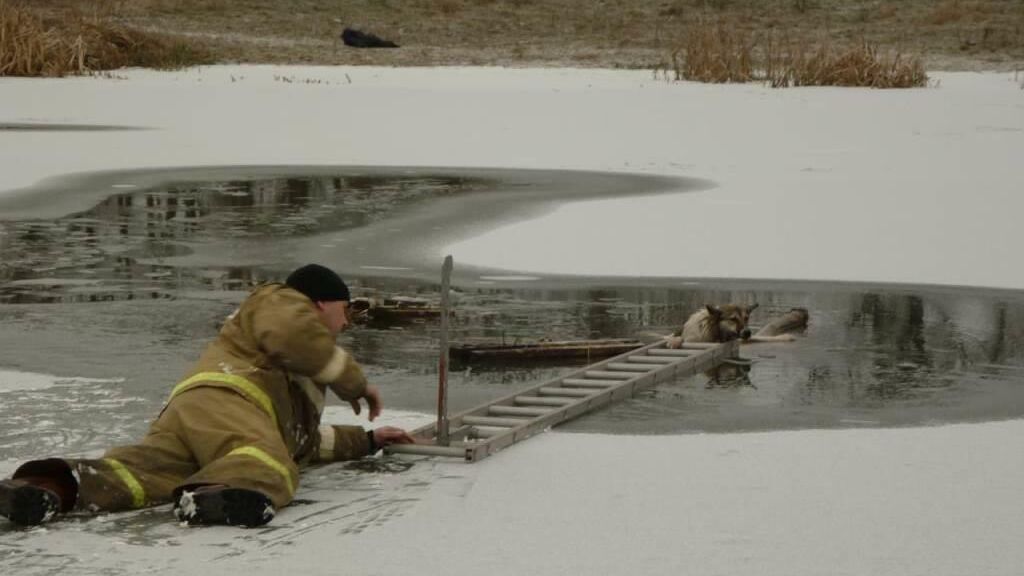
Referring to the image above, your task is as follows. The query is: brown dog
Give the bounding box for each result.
[666,303,802,348]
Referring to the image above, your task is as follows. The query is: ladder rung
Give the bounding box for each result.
[538,387,594,397]
[447,425,474,441]
[561,379,617,388]
[386,444,470,458]
[470,426,506,438]
[584,371,635,380]
[463,415,527,427]
[396,339,738,462]
[490,405,552,417]
[626,356,677,364]
[606,363,657,372]
[516,396,575,407]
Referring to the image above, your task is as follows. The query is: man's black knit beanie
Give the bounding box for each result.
[285,264,351,302]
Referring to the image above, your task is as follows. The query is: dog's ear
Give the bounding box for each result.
[705,304,722,317]
[746,303,759,313]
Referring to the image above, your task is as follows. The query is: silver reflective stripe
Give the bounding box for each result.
[318,425,336,461]
[295,376,325,416]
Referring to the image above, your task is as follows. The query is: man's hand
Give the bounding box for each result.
[348,384,383,421]
[372,426,416,447]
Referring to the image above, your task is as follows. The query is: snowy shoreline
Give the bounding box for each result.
[3,67,1024,290]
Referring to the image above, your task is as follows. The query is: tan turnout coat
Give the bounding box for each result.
[15,284,374,512]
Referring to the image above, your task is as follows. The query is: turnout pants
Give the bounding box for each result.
[15,387,299,513]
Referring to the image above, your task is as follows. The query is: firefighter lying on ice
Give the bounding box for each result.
[0,264,414,528]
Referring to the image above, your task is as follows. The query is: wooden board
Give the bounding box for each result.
[450,338,644,363]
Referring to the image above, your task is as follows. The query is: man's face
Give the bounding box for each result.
[316,300,350,336]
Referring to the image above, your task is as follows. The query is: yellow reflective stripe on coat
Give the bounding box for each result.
[227,446,295,496]
[104,458,146,508]
[169,372,278,428]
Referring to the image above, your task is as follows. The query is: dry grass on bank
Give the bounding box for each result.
[0,0,212,77]
[765,41,928,88]
[673,23,757,84]
[40,0,1022,72]
[669,21,928,88]
[3,1,1019,79]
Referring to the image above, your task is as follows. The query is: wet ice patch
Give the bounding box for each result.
[0,370,139,461]
[0,370,60,392]
[321,407,433,431]
[0,369,122,392]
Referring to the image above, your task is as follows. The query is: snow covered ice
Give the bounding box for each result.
[1,66,1023,575]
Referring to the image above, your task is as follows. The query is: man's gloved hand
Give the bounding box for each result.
[366,426,416,454]
[373,427,415,447]
[348,384,383,421]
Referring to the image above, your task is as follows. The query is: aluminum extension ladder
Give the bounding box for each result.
[386,339,739,462]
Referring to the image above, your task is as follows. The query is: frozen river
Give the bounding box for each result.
[1,66,1023,576]
[2,167,1022,469]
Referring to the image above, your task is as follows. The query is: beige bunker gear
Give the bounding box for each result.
[13,283,374,512]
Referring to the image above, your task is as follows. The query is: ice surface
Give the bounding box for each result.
[1,66,1023,575]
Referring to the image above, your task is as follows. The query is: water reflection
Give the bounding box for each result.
[0,174,480,303]
[326,278,1024,432]
[1,172,1023,437]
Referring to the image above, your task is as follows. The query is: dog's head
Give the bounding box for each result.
[704,303,758,341]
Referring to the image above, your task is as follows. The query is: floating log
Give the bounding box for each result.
[449,338,644,363]
[351,296,444,323]
[752,308,809,338]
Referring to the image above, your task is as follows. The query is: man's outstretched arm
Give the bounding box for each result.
[317,425,415,461]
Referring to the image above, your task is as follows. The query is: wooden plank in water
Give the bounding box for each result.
[450,339,644,363]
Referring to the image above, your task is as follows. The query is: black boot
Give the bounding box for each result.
[174,485,275,528]
[0,479,62,526]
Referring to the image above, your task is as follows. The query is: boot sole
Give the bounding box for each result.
[0,482,60,526]
[176,487,274,528]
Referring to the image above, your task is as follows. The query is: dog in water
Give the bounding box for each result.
[665,304,805,348]
[663,304,808,387]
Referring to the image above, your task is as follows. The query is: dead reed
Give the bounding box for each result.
[0,0,75,76]
[667,21,927,88]
[0,0,211,77]
[671,21,755,84]
[765,40,928,88]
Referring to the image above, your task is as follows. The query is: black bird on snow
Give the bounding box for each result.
[341,28,399,48]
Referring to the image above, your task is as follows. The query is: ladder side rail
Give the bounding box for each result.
[402,339,737,447]
[466,343,731,461]
[406,339,669,439]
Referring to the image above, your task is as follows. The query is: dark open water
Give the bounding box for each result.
[1,167,1022,463]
